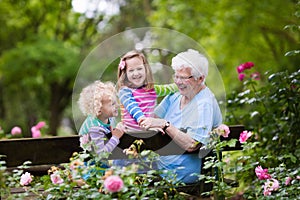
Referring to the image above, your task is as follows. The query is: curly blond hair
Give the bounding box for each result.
[78,81,116,117]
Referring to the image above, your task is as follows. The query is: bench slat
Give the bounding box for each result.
[0,125,244,168]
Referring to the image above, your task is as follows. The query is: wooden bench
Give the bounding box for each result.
[0,125,244,197]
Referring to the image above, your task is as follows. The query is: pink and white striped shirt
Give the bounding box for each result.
[119,87,157,131]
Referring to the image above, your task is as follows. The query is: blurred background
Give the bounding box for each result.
[0,0,298,137]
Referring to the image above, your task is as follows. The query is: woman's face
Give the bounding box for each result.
[173,68,200,97]
[125,56,146,88]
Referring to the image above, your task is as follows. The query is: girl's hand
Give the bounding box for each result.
[116,122,126,133]
[140,118,166,132]
[112,128,124,139]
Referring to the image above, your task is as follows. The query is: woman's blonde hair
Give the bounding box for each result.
[117,50,154,90]
[78,80,116,117]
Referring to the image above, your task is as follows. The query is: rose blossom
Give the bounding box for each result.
[239,130,253,143]
[285,177,292,185]
[104,175,124,193]
[50,171,64,184]
[80,134,89,145]
[11,126,22,135]
[250,72,260,80]
[237,65,245,73]
[238,73,246,81]
[236,62,254,73]
[243,62,254,69]
[20,172,33,186]
[31,126,41,138]
[255,166,271,180]
[263,178,279,196]
[215,124,230,138]
[35,121,46,129]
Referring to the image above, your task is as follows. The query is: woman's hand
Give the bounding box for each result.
[140,117,166,133]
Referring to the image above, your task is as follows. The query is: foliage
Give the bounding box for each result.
[226,67,300,167]
[0,0,113,136]
[222,61,300,199]
[0,140,187,200]
[200,124,300,199]
[0,38,79,136]
[149,0,299,89]
[0,121,47,139]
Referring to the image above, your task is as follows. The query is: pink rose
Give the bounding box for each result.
[263,188,271,196]
[250,72,260,80]
[31,126,41,138]
[236,62,254,73]
[255,166,271,180]
[285,177,292,185]
[238,73,246,81]
[104,175,124,193]
[239,130,252,143]
[237,65,245,73]
[50,172,64,184]
[35,121,46,129]
[80,134,90,145]
[20,172,33,186]
[215,124,230,138]
[80,134,92,151]
[263,178,279,196]
[243,62,254,69]
[11,126,22,135]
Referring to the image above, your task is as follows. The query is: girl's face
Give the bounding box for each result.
[99,94,119,120]
[125,56,146,88]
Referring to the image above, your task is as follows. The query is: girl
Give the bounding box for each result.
[78,80,124,155]
[117,50,177,132]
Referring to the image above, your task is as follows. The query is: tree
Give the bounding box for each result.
[0,0,108,136]
[0,0,153,136]
[149,0,299,90]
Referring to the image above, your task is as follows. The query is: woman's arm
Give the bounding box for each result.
[140,118,201,152]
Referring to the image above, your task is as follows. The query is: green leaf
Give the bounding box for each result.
[285,50,300,56]
[227,139,237,147]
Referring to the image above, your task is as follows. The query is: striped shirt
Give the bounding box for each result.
[79,116,119,154]
[119,83,178,131]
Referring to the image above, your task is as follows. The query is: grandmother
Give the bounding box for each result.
[140,49,222,183]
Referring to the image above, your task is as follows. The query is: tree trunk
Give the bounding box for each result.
[49,79,73,136]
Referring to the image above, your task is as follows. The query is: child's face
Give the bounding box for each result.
[125,56,146,88]
[100,94,119,118]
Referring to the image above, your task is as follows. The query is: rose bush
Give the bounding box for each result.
[0,121,47,139]
[224,60,300,199]
[0,140,188,199]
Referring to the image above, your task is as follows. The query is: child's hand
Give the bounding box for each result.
[116,122,126,132]
[138,117,147,129]
[112,128,124,139]
[140,118,165,132]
